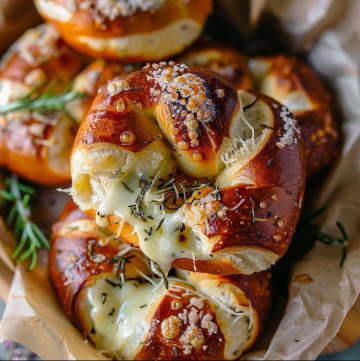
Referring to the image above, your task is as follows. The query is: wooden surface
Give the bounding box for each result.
[323,297,360,354]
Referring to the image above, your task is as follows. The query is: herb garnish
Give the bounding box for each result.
[0,175,50,270]
[121,181,134,193]
[105,279,122,288]
[0,78,86,117]
[272,206,349,297]
[243,97,259,111]
[151,261,169,290]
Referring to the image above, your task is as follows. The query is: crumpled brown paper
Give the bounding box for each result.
[1,0,360,360]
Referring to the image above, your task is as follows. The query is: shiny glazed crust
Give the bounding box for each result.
[67,60,139,124]
[250,55,339,176]
[180,43,253,90]
[34,0,212,61]
[70,63,306,275]
[50,203,272,360]
[0,24,83,185]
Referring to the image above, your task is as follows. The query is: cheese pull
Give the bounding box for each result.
[70,62,306,275]
[50,202,272,360]
[0,23,83,185]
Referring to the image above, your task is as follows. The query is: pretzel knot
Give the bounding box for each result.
[71,62,306,275]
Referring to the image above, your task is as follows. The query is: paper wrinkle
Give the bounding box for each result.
[266,0,335,34]
[1,0,360,360]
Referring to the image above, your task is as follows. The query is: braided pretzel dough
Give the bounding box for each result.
[70,62,306,275]
[50,203,272,360]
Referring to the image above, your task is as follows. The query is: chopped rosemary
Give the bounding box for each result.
[101,293,107,304]
[121,181,134,193]
[260,124,274,130]
[105,279,122,288]
[107,256,120,263]
[156,218,165,232]
[0,175,50,270]
[243,97,259,111]
[151,261,169,290]
[112,168,123,179]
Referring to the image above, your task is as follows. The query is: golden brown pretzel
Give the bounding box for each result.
[249,55,339,176]
[50,203,272,360]
[70,62,306,275]
[180,43,253,90]
[67,60,140,124]
[0,24,83,185]
[34,0,212,61]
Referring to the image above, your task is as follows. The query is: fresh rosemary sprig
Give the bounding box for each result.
[297,206,348,268]
[0,78,86,116]
[0,175,50,270]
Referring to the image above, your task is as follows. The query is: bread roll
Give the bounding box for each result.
[0,23,83,185]
[180,43,253,90]
[50,203,272,360]
[34,0,212,61]
[249,55,339,176]
[67,60,140,124]
[70,62,306,275]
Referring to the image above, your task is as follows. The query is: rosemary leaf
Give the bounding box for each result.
[1,175,50,270]
[0,91,86,115]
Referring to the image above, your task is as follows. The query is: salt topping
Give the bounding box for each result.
[107,79,130,96]
[79,0,188,22]
[17,24,64,67]
[149,62,215,151]
[201,313,218,335]
[188,297,204,310]
[276,106,300,149]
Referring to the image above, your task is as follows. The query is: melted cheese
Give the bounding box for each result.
[96,171,213,274]
[88,276,164,359]
[93,91,276,274]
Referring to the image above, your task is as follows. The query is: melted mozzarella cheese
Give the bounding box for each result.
[96,171,213,274]
[88,276,164,359]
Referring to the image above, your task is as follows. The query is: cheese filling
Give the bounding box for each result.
[88,276,164,359]
[87,253,254,359]
[95,170,213,274]
[93,91,274,274]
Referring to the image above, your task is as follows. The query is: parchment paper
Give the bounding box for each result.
[1,0,360,360]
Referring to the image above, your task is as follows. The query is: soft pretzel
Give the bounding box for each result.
[67,60,140,124]
[34,0,212,62]
[50,202,272,360]
[180,43,253,90]
[249,55,339,176]
[0,24,83,185]
[70,62,306,275]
